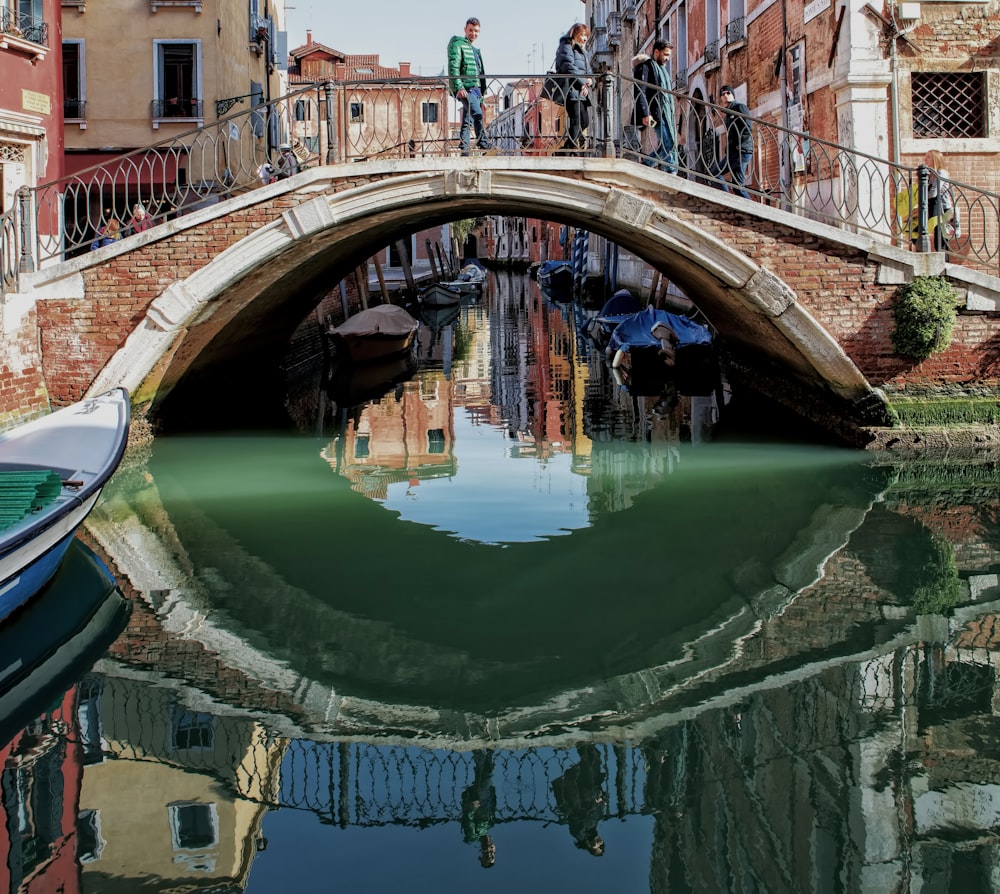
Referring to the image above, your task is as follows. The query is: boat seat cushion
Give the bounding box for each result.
[0,470,63,531]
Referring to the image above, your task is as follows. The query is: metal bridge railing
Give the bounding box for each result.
[2,72,998,297]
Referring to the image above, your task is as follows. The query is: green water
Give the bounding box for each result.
[7,277,1000,892]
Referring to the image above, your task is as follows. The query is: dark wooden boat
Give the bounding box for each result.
[328,305,420,364]
[536,260,573,296]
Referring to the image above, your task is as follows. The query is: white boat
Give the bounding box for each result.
[0,387,130,624]
[419,282,464,307]
[440,263,486,294]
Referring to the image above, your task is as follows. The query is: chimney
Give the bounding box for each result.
[306,30,313,46]
[399,62,411,77]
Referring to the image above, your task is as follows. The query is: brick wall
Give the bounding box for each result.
[15,168,1000,418]
[0,303,49,428]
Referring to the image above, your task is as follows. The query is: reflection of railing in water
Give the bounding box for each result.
[4,70,1000,296]
[280,743,645,827]
[57,634,1000,829]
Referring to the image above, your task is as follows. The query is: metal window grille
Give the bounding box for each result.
[726,16,746,43]
[912,72,985,139]
[704,40,719,64]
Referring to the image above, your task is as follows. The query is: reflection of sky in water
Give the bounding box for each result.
[381,410,589,545]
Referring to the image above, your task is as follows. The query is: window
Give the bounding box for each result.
[77,810,105,863]
[4,0,47,45]
[706,0,720,45]
[76,677,105,764]
[421,102,439,124]
[427,429,445,454]
[63,40,85,119]
[294,99,311,121]
[170,706,214,751]
[153,40,202,119]
[168,801,218,870]
[911,72,985,139]
[350,101,364,122]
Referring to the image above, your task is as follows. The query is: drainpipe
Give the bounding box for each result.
[779,0,790,209]
[889,4,901,166]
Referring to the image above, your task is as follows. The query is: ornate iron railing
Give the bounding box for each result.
[2,72,998,296]
[64,99,86,120]
[0,7,48,46]
[150,97,204,119]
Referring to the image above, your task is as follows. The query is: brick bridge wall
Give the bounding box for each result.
[6,160,1000,423]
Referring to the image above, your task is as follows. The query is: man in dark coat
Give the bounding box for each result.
[715,85,753,199]
[632,40,677,172]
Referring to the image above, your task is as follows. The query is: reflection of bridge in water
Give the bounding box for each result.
[2,455,985,886]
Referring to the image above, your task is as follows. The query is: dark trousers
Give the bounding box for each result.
[564,98,590,154]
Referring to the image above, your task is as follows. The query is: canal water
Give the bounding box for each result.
[6,271,1000,892]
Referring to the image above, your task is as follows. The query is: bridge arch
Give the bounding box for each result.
[85,159,877,415]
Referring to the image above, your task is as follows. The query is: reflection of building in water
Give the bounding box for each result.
[76,675,279,891]
[0,688,83,893]
[321,372,457,500]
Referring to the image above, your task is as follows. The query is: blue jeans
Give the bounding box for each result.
[713,151,753,199]
[459,88,486,152]
[642,119,677,173]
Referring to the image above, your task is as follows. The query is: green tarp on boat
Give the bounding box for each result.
[0,471,62,531]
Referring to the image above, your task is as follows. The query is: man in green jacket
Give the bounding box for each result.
[447,17,491,154]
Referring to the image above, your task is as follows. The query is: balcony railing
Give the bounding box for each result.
[3,73,1000,295]
[149,0,203,11]
[64,99,87,119]
[0,8,48,47]
[727,16,747,44]
[151,98,204,119]
[607,12,622,49]
[704,40,720,65]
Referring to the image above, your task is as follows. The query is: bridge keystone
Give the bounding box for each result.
[283,197,337,239]
[603,189,654,229]
[147,282,200,331]
[445,169,492,195]
[743,268,797,317]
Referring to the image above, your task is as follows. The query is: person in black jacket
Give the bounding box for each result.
[554,23,592,156]
[714,86,753,199]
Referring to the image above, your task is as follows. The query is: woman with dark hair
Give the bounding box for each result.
[554,23,591,156]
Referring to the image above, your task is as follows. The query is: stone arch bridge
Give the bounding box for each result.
[13,157,1000,441]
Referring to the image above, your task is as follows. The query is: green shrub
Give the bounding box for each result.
[891,276,958,361]
[912,535,963,615]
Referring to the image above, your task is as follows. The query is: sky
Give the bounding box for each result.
[284,1,586,77]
